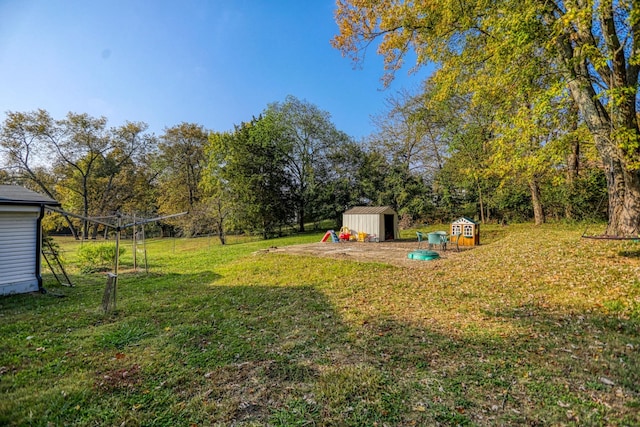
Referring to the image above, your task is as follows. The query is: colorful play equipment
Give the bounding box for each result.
[338,226,351,241]
[321,228,377,243]
[321,230,340,243]
[407,250,440,261]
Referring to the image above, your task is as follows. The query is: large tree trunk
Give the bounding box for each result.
[550,5,640,237]
[63,214,80,240]
[564,74,640,236]
[570,95,640,236]
[615,167,640,235]
[82,175,90,240]
[90,222,100,240]
[529,178,545,225]
[216,203,227,245]
[565,103,580,219]
[564,139,580,220]
[298,204,305,232]
[476,178,485,224]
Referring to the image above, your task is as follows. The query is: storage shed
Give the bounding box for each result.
[342,206,399,242]
[450,217,480,247]
[0,185,60,296]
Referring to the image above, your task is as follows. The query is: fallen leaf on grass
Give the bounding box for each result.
[599,376,615,386]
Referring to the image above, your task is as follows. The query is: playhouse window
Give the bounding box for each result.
[463,224,473,237]
[452,224,461,236]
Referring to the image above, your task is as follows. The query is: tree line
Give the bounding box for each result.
[5,1,635,239]
[1,88,607,242]
[333,0,640,237]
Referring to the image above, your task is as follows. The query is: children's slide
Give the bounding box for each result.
[321,230,340,242]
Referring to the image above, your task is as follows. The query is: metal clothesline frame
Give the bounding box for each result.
[46,206,187,310]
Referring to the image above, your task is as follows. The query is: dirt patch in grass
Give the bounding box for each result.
[96,363,142,392]
[265,239,467,268]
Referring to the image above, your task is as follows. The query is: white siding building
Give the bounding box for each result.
[0,185,60,296]
[342,206,399,242]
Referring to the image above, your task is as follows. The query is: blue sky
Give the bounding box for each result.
[0,0,430,141]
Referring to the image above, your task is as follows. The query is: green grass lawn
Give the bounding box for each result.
[1,223,639,426]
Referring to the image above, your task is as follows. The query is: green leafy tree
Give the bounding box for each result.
[202,131,235,244]
[367,88,446,220]
[156,123,209,236]
[0,111,157,238]
[1,111,113,238]
[53,113,113,238]
[371,89,447,176]
[333,0,640,236]
[0,110,79,237]
[208,116,294,239]
[316,140,374,226]
[441,101,497,223]
[0,168,9,184]
[265,96,351,231]
[80,122,157,238]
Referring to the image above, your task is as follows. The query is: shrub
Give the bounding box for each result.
[76,243,124,273]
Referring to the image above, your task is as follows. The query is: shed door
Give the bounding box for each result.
[384,214,395,240]
[0,210,39,294]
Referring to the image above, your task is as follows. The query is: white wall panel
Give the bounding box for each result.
[0,210,39,295]
[343,214,385,241]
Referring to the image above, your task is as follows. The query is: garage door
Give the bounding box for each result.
[0,209,39,295]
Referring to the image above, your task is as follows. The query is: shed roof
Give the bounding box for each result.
[344,206,396,215]
[0,185,60,206]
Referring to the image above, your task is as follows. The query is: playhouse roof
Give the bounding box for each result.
[452,216,479,225]
[0,185,60,206]
[344,206,396,215]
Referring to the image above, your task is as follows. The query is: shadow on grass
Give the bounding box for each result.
[121,281,409,425]
[346,304,639,426]
[151,283,393,426]
[2,272,639,427]
[619,248,640,258]
[2,275,400,426]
